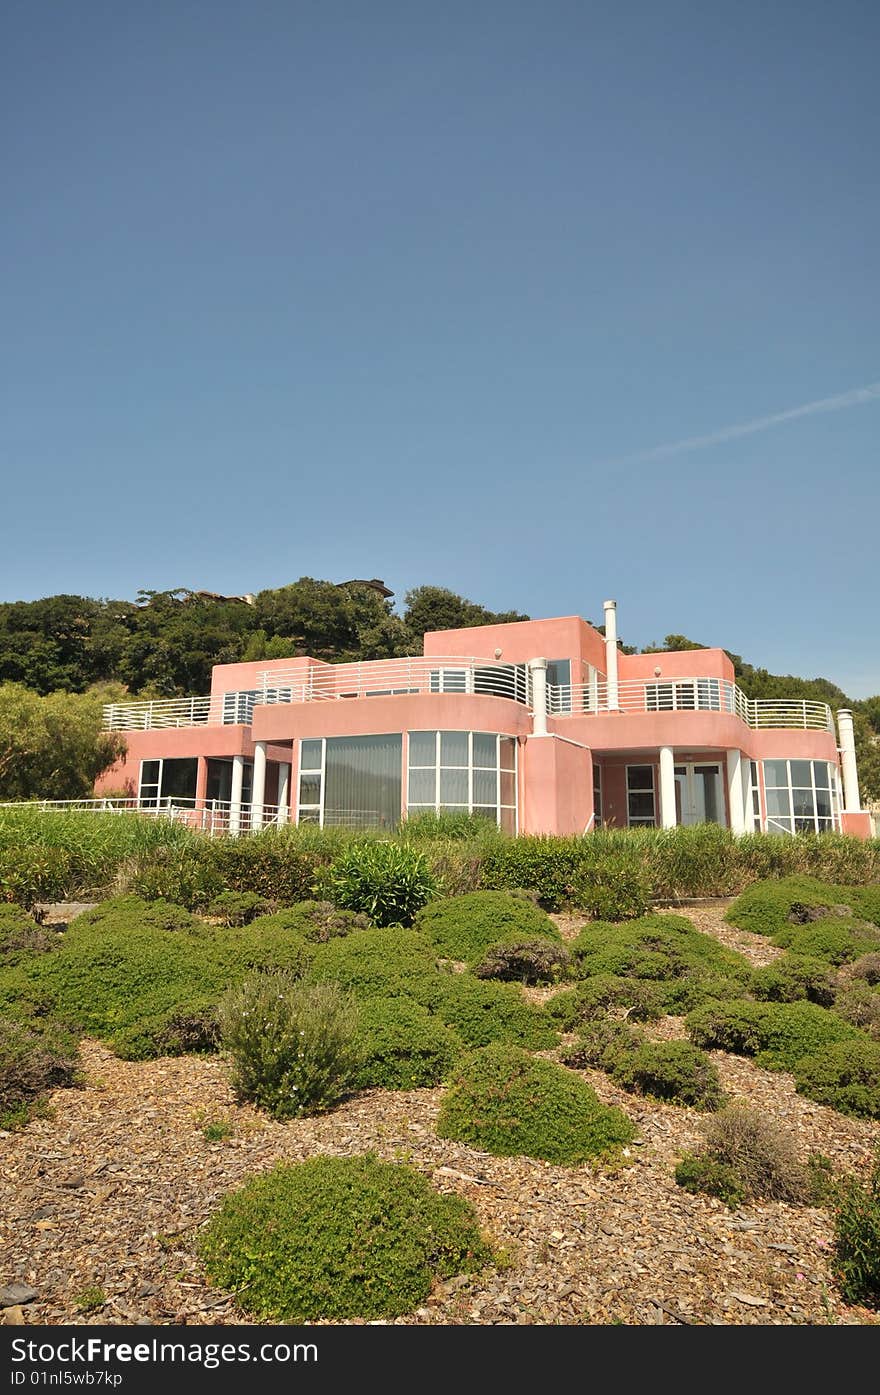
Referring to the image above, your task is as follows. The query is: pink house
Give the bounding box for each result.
[96,601,872,839]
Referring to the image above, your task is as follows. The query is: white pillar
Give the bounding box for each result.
[529,658,548,736]
[659,746,677,828]
[726,749,746,835]
[603,599,619,710]
[229,754,245,837]
[276,762,290,826]
[741,755,756,833]
[588,663,599,713]
[251,741,267,830]
[837,709,861,812]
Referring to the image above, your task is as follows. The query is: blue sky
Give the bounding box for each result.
[2,1,878,695]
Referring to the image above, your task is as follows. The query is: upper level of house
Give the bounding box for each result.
[102,602,835,737]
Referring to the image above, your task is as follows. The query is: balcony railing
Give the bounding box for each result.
[253,656,532,705]
[546,677,834,732]
[0,796,284,836]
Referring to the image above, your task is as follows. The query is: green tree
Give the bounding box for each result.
[402,586,529,645]
[0,683,126,800]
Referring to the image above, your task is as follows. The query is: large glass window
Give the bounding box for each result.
[593,762,603,829]
[626,765,656,827]
[138,757,197,808]
[407,731,517,831]
[546,658,572,713]
[761,759,839,835]
[297,735,401,828]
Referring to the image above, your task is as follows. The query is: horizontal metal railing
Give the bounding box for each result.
[546,677,834,731]
[0,796,285,836]
[254,656,532,705]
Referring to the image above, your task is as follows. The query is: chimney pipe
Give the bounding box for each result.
[603,599,619,710]
[837,709,861,813]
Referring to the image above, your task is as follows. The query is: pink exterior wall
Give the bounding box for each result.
[550,711,839,765]
[251,692,532,743]
[521,737,593,835]
[424,615,607,674]
[96,725,257,796]
[619,648,735,681]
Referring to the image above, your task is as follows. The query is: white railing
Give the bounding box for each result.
[0,796,284,836]
[104,695,216,730]
[255,656,532,706]
[546,677,834,732]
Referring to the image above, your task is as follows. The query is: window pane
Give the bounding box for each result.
[472,732,497,767]
[408,731,436,766]
[161,758,197,802]
[628,792,655,819]
[500,769,516,806]
[407,770,436,805]
[297,808,320,824]
[765,788,792,818]
[546,659,571,688]
[140,761,160,785]
[767,816,793,835]
[794,817,816,834]
[750,761,759,787]
[816,818,833,833]
[323,733,402,829]
[499,737,516,771]
[815,789,832,818]
[473,770,497,805]
[763,760,788,787]
[298,774,321,806]
[627,766,654,791]
[440,731,469,767]
[792,789,816,818]
[500,806,516,834]
[472,806,496,820]
[300,740,322,771]
[439,769,468,804]
[789,760,812,788]
[813,762,830,790]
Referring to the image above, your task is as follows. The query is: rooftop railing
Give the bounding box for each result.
[546,676,835,731]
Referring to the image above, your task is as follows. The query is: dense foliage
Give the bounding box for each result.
[831,1151,880,1307]
[198,1155,492,1320]
[414,890,561,964]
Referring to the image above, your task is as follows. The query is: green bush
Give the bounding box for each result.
[771,919,880,965]
[831,1152,880,1307]
[0,844,76,908]
[432,974,559,1050]
[567,855,651,920]
[206,890,270,926]
[833,981,880,1037]
[793,1040,880,1118]
[399,811,503,843]
[75,894,199,932]
[325,842,437,926]
[609,1040,722,1110]
[725,876,879,939]
[571,914,752,1012]
[129,844,226,909]
[750,955,837,1006]
[0,904,55,965]
[306,928,440,1004]
[0,1010,80,1128]
[479,838,582,909]
[437,1043,635,1164]
[353,998,462,1090]
[547,975,665,1030]
[473,936,572,984]
[687,1000,861,1071]
[674,1104,810,1206]
[850,953,880,986]
[247,901,371,943]
[113,1001,221,1060]
[199,1154,492,1320]
[218,974,361,1119]
[414,891,560,965]
[561,1018,642,1071]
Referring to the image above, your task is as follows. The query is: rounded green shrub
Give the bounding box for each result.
[674,1153,745,1208]
[0,1010,80,1128]
[0,904,55,966]
[414,891,560,965]
[306,928,440,1003]
[547,975,665,1030]
[771,919,880,965]
[567,855,651,921]
[687,1000,860,1071]
[353,998,462,1090]
[75,895,198,932]
[750,955,837,1005]
[218,973,361,1119]
[831,1151,880,1307]
[725,876,874,938]
[248,901,371,942]
[561,1018,643,1072]
[609,1040,722,1110]
[206,890,270,926]
[794,1040,880,1119]
[325,842,438,926]
[473,936,572,984]
[199,1154,492,1320]
[571,914,751,1012]
[437,1043,635,1164]
[833,981,880,1037]
[433,974,558,1050]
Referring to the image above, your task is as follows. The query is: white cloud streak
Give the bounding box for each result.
[604,380,880,466]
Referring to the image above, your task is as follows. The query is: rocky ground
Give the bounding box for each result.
[1,904,877,1327]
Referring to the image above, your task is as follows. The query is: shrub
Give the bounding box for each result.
[750,955,837,1006]
[436,1043,635,1164]
[0,844,76,908]
[850,953,880,986]
[561,1018,643,1071]
[432,975,559,1050]
[0,904,55,965]
[479,838,582,910]
[831,1152,880,1308]
[414,891,560,965]
[675,1104,810,1206]
[771,919,880,965]
[0,1011,80,1127]
[206,891,270,926]
[306,928,441,1004]
[129,844,225,909]
[474,936,572,984]
[547,975,665,1030]
[833,982,880,1037]
[218,974,361,1119]
[399,811,503,842]
[203,834,324,906]
[353,998,462,1090]
[199,1154,491,1320]
[112,1000,221,1060]
[794,1040,880,1119]
[567,855,651,921]
[75,895,198,932]
[324,842,437,927]
[247,901,371,942]
[609,1040,722,1110]
[726,876,867,938]
[687,999,860,1071]
[571,914,752,1012]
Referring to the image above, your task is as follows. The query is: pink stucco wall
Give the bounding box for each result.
[521,736,593,835]
[250,692,532,744]
[619,648,735,681]
[424,615,607,675]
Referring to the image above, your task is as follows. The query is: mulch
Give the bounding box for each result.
[1,902,877,1327]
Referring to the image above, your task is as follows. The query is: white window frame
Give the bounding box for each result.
[296,739,326,825]
[760,759,841,835]
[625,763,657,827]
[406,730,518,831]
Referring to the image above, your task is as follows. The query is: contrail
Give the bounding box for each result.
[603,380,880,465]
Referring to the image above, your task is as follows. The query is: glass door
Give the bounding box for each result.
[674,763,725,826]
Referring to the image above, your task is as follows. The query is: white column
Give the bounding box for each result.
[741,755,756,833]
[659,746,677,828]
[276,762,290,826]
[529,658,548,736]
[229,755,245,837]
[837,709,861,812]
[588,663,599,713]
[603,599,619,710]
[251,741,267,830]
[726,749,746,835]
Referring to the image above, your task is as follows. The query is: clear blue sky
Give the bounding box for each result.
[2,1,878,695]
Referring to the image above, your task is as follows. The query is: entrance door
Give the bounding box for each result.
[674,763,725,826]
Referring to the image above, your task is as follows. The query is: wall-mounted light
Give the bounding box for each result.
[654,666,662,677]
[494,647,503,659]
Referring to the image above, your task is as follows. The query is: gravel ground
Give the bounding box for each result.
[1,901,877,1328]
